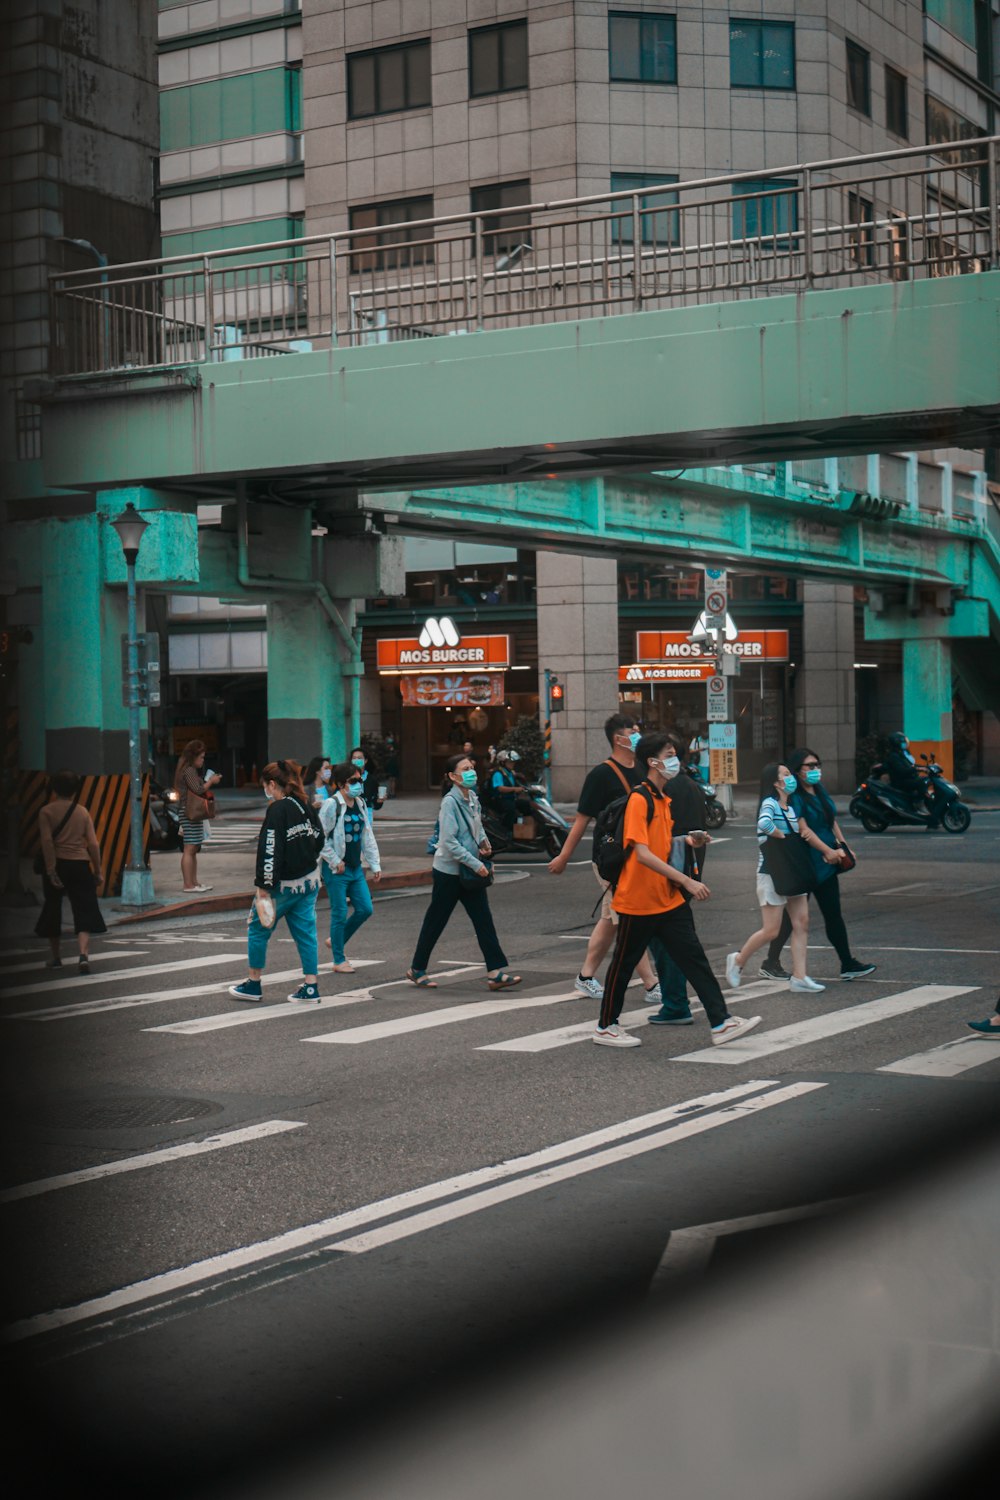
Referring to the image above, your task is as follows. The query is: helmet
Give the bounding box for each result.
[496,749,520,763]
[888,732,908,750]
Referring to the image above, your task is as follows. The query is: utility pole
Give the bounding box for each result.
[111,504,156,908]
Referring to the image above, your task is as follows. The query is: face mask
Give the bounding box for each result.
[662,756,681,778]
[343,782,360,798]
[805,768,822,784]
[320,767,332,782]
[460,770,478,788]
[264,787,275,801]
[627,732,641,751]
[351,758,365,769]
[782,775,797,793]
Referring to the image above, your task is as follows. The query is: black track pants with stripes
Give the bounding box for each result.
[600,904,729,1030]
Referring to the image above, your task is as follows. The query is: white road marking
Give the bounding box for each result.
[0,950,149,977]
[6,1080,808,1341]
[305,988,586,1045]
[869,883,930,896]
[0,953,247,1002]
[940,882,1000,898]
[851,947,1000,955]
[9,968,312,1022]
[481,980,784,1053]
[0,1121,305,1203]
[673,985,979,1065]
[878,1037,1000,1078]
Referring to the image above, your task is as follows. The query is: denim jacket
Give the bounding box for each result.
[319,791,381,874]
[433,786,486,875]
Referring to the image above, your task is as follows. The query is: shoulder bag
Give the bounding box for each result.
[453,796,494,890]
[761,806,818,897]
[185,781,217,821]
[34,796,81,875]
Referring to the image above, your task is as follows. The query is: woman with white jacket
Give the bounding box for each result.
[319,761,381,974]
[406,754,521,991]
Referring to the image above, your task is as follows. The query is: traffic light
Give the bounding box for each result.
[550,678,565,713]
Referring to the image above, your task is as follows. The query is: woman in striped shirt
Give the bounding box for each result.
[174,740,221,893]
[726,762,843,995]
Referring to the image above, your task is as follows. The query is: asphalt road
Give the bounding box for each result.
[3,812,999,1496]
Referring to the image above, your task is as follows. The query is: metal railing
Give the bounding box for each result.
[50,137,999,377]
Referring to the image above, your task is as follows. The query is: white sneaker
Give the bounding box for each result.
[790,975,826,993]
[644,983,662,1004]
[711,1015,762,1047]
[725,952,742,989]
[575,975,604,1001]
[592,1024,641,1048]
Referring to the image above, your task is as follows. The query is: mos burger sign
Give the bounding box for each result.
[635,629,789,662]
[377,627,511,672]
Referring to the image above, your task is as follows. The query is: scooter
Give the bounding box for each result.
[681,764,727,829]
[149,775,183,851]
[849,755,971,834]
[482,783,570,858]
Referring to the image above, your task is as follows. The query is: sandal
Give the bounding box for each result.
[406,968,438,988]
[487,971,522,991]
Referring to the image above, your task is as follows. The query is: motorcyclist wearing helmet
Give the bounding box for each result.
[884,732,937,823]
[489,749,532,830]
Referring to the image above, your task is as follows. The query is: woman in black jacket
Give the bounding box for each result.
[229,759,324,1005]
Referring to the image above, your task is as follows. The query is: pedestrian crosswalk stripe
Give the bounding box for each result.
[9,967,310,1022]
[878,1036,1000,1079]
[2,953,250,1004]
[0,949,148,979]
[6,1080,800,1341]
[672,985,979,1066]
[304,988,587,1046]
[147,960,386,1034]
[479,979,783,1052]
[0,1120,306,1202]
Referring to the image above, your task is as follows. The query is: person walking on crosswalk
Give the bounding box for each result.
[726,763,844,996]
[319,762,381,973]
[229,759,325,1005]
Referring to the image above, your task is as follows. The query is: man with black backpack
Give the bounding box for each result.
[593,732,763,1049]
[548,714,662,1003]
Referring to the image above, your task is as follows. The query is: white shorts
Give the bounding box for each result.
[756,872,787,907]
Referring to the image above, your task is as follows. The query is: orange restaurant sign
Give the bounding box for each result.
[620,629,790,684]
[377,634,511,672]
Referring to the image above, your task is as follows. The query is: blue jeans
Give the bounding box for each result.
[648,934,691,1019]
[321,862,373,963]
[248,884,319,975]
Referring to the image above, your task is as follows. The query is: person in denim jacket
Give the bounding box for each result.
[319,762,381,973]
[407,754,520,992]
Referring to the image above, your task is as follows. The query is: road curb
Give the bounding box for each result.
[112,867,434,925]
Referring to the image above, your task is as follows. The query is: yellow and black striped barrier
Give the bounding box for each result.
[544,719,552,765]
[20,771,151,896]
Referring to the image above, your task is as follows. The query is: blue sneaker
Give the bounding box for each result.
[287,982,321,1004]
[648,1009,694,1026]
[966,1018,1000,1037]
[229,979,262,1002]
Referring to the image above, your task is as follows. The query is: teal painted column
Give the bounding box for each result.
[902,636,954,780]
[267,594,350,766]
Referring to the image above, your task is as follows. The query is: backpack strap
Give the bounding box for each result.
[604,758,632,795]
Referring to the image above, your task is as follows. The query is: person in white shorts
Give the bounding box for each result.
[726,762,843,995]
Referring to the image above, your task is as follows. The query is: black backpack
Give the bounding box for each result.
[593,784,655,888]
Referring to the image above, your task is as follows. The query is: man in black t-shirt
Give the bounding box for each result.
[548,714,661,1003]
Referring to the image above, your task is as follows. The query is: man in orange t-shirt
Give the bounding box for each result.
[594,733,762,1050]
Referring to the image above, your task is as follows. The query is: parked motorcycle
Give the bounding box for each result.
[849,755,971,834]
[681,764,727,829]
[482,783,570,857]
[149,775,183,851]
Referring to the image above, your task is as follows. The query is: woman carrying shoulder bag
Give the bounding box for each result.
[726,762,843,995]
[34,770,106,972]
[174,739,221,893]
[760,748,875,983]
[406,754,520,991]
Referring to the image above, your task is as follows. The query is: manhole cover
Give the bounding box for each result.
[45,1096,223,1130]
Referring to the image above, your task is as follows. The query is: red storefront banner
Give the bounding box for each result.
[377,635,511,671]
[399,672,505,708]
[634,629,790,664]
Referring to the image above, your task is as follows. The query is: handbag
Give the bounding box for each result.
[185,788,217,821]
[453,795,494,889]
[33,796,80,875]
[761,808,818,896]
[835,839,857,873]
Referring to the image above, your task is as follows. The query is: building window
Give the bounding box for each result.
[609,10,677,85]
[470,179,532,256]
[347,40,431,119]
[610,172,679,245]
[847,192,874,268]
[924,0,978,49]
[731,179,799,241]
[925,94,986,174]
[846,40,871,116]
[729,20,795,90]
[160,68,301,151]
[349,196,434,272]
[469,20,528,97]
[885,66,908,138]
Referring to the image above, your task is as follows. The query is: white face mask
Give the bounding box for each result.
[661,755,681,778]
[320,767,332,782]
[264,787,275,801]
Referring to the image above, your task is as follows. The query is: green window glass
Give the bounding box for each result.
[729,21,795,90]
[610,172,679,244]
[732,179,799,240]
[924,1,977,48]
[161,68,302,151]
[162,216,303,264]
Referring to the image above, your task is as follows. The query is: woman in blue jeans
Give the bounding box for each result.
[319,762,381,973]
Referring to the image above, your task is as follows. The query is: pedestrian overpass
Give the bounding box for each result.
[9,138,1000,785]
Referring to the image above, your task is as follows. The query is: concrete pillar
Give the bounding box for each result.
[266,593,350,765]
[536,550,619,801]
[902,636,954,779]
[795,580,857,792]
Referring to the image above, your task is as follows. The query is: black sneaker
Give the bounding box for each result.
[759,960,788,980]
[841,962,876,980]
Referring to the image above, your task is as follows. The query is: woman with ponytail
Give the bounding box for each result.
[229,759,325,1005]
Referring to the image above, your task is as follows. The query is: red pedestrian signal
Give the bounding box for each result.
[550,680,565,713]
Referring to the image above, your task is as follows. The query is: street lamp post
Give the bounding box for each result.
[111,503,156,908]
